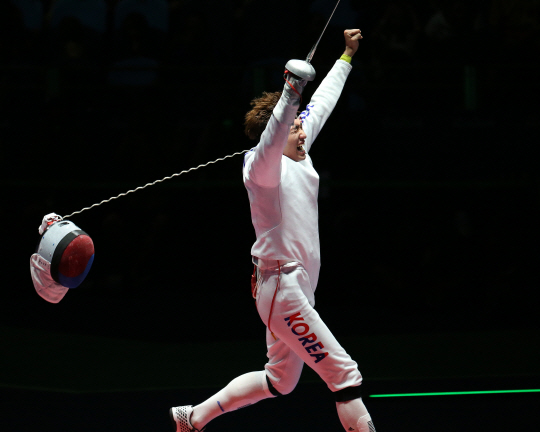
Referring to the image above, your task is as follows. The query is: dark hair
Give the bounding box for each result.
[244,91,282,140]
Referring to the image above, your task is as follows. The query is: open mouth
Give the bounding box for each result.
[297,144,305,152]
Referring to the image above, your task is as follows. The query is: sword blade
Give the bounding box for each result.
[306,0,342,63]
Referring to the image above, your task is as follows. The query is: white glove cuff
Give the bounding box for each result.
[39,213,63,235]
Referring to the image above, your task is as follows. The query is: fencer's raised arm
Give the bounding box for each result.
[299,61,351,152]
[244,72,309,188]
[300,29,362,152]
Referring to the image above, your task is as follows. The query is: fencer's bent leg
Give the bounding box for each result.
[190,371,274,430]
[264,327,305,395]
[191,264,372,431]
[256,265,363,392]
[256,264,375,432]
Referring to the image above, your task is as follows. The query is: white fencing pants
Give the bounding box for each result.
[255,262,363,395]
[190,262,366,431]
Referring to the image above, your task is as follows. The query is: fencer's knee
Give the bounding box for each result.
[266,374,297,396]
[333,385,362,402]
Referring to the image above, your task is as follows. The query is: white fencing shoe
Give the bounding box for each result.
[169,405,206,432]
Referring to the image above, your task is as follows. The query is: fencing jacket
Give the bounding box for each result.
[243,59,352,291]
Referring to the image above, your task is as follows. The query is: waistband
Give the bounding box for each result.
[252,256,297,270]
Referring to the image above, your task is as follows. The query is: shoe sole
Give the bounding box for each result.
[169,408,177,431]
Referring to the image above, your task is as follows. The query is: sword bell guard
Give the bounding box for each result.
[284,60,316,82]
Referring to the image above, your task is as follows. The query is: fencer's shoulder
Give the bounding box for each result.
[243,147,256,167]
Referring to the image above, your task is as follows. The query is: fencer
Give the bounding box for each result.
[170,29,375,432]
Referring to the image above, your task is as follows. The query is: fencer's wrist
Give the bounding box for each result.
[343,47,356,58]
[340,54,352,64]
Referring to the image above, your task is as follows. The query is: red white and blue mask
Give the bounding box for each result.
[30,214,95,303]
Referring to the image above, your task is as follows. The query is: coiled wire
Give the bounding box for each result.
[62,149,251,219]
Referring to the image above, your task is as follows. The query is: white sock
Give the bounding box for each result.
[191,371,272,430]
[336,398,375,432]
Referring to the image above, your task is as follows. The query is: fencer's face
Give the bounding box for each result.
[283,119,307,162]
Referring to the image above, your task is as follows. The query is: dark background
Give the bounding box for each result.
[1,0,539,431]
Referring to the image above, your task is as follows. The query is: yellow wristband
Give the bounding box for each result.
[340,54,352,63]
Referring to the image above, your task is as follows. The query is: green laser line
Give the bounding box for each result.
[369,389,540,398]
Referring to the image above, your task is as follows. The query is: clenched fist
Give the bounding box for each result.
[343,29,363,57]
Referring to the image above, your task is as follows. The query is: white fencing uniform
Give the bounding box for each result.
[172,56,375,432]
[243,59,363,395]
